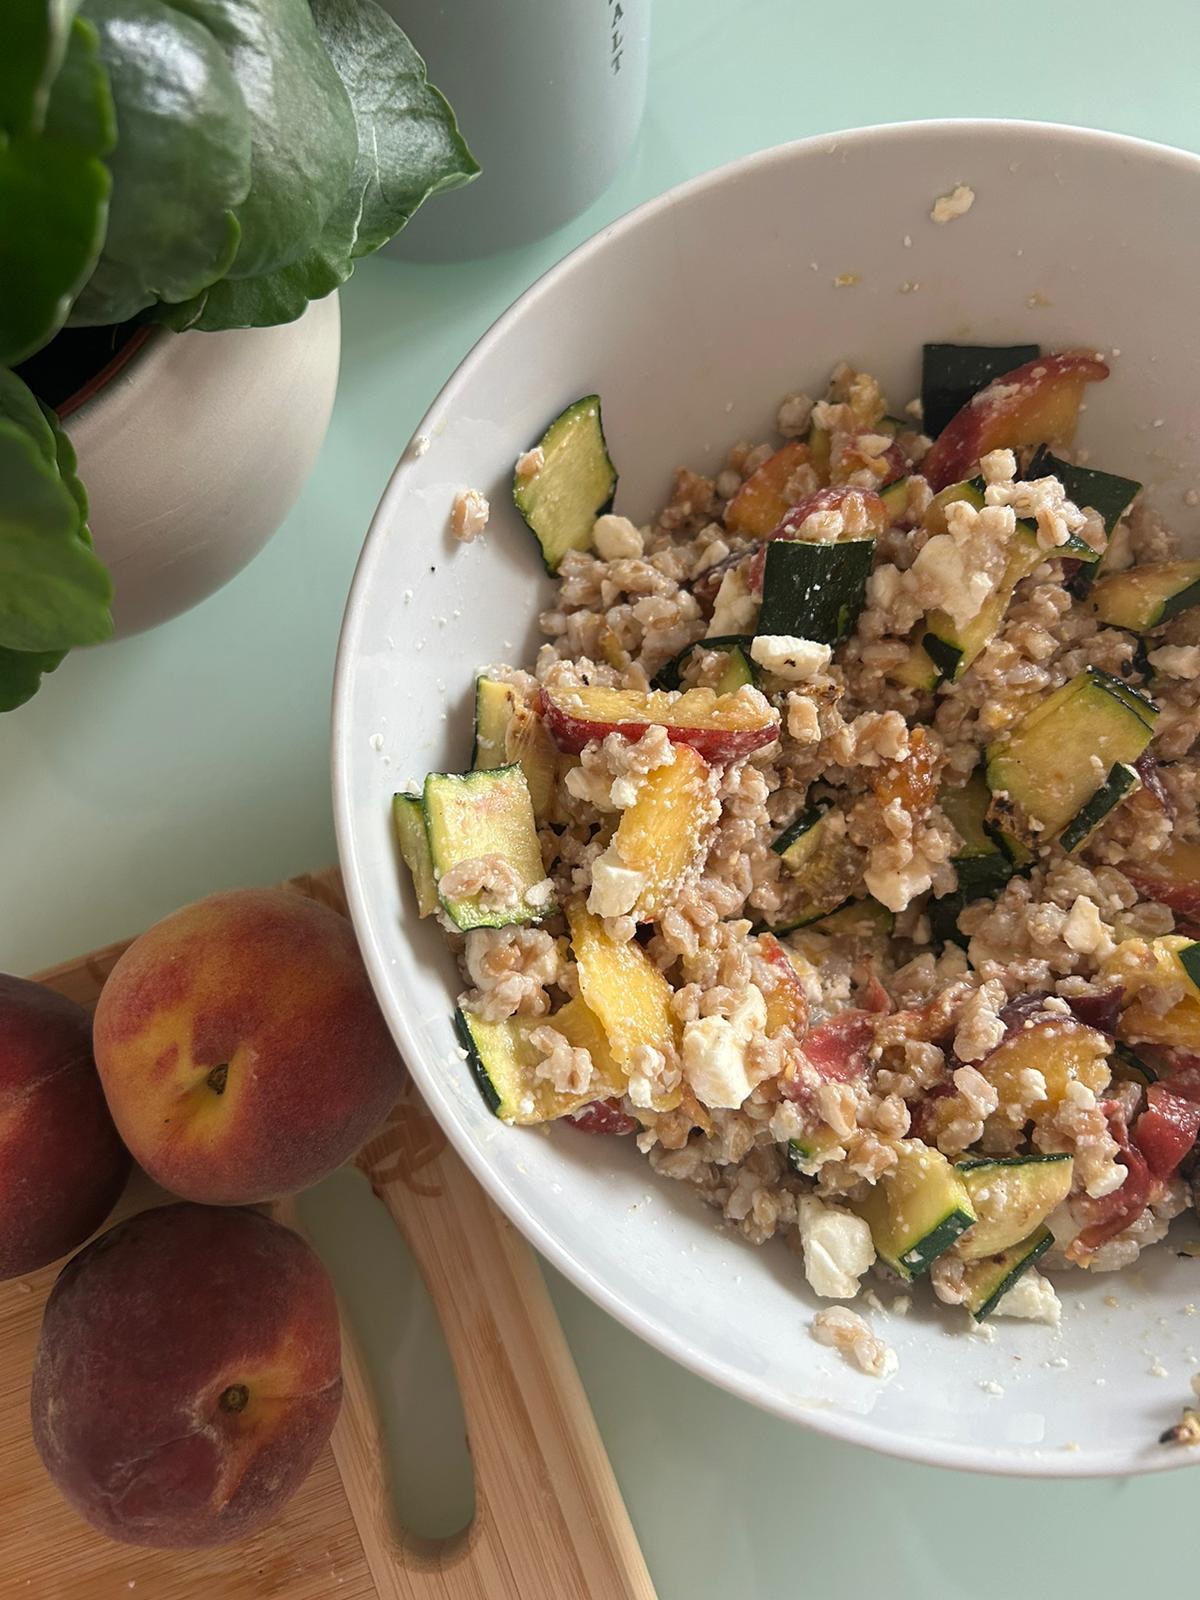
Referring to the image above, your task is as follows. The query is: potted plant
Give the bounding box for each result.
[0,0,476,709]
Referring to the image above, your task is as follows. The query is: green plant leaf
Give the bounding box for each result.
[312,0,478,261]
[0,645,66,712]
[0,13,114,364]
[174,0,356,281]
[0,368,112,654]
[162,0,478,331]
[68,0,252,326]
[1,0,82,135]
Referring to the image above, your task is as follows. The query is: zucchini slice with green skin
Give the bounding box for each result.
[472,676,514,770]
[512,395,617,573]
[654,634,757,692]
[1089,560,1200,630]
[921,343,1040,438]
[930,770,1015,942]
[1180,941,1200,995]
[761,807,860,932]
[855,1142,977,1280]
[1026,446,1141,536]
[962,1226,1054,1321]
[771,804,829,871]
[786,1126,842,1175]
[985,668,1159,842]
[393,794,439,918]
[888,638,939,692]
[454,1000,622,1123]
[954,1154,1073,1261]
[879,476,909,522]
[1059,762,1142,853]
[424,765,551,931]
[810,898,895,939]
[1111,1040,1158,1087]
[757,537,875,644]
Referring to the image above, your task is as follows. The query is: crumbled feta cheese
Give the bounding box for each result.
[797,1197,876,1298]
[1062,1076,1097,1110]
[450,487,490,543]
[681,986,767,1109]
[707,566,757,636]
[609,775,640,809]
[592,513,644,561]
[992,1269,1061,1325]
[776,392,814,438]
[1149,645,1200,680]
[524,877,555,909]
[1062,895,1114,958]
[930,183,975,223]
[587,848,645,918]
[1086,1161,1128,1199]
[411,433,431,458]
[979,1379,1005,1396]
[980,448,1017,485]
[910,515,1008,631]
[749,635,833,682]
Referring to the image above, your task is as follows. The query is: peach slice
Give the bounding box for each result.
[767,484,890,541]
[829,429,907,487]
[756,933,809,1038]
[613,744,719,918]
[724,441,812,536]
[1123,838,1200,922]
[566,900,680,1109]
[921,352,1110,491]
[1102,936,1200,1052]
[977,1016,1111,1119]
[540,683,778,761]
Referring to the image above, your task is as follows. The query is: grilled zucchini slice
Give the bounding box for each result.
[512,396,617,573]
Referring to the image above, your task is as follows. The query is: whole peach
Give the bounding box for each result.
[92,888,404,1203]
[0,975,130,1280]
[30,1202,343,1547]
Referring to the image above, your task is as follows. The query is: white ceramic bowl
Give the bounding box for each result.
[334,121,1200,1477]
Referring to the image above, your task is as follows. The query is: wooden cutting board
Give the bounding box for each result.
[0,868,656,1600]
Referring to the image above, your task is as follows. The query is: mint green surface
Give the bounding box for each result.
[5,0,1200,1592]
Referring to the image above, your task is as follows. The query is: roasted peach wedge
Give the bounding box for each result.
[976,1015,1111,1122]
[724,440,812,536]
[613,744,719,918]
[566,900,681,1110]
[540,683,778,760]
[756,932,810,1038]
[767,485,890,542]
[1122,838,1200,922]
[922,352,1110,492]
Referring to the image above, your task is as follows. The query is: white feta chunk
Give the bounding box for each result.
[992,1269,1062,1325]
[587,848,645,918]
[592,513,644,561]
[798,1197,876,1298]
[749,635,832,682]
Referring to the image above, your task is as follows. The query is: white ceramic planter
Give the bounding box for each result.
[65,292,341,637]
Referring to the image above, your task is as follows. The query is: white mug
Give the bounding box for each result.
[383,0,651,260]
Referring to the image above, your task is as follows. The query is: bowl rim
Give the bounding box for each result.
[333,117,1200,1478]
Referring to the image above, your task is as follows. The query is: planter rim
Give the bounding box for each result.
[56,322,162,422]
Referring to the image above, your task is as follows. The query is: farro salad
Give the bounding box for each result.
[396,344,1200,1348]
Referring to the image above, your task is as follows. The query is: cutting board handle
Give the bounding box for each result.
[314,1097,655,1600]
